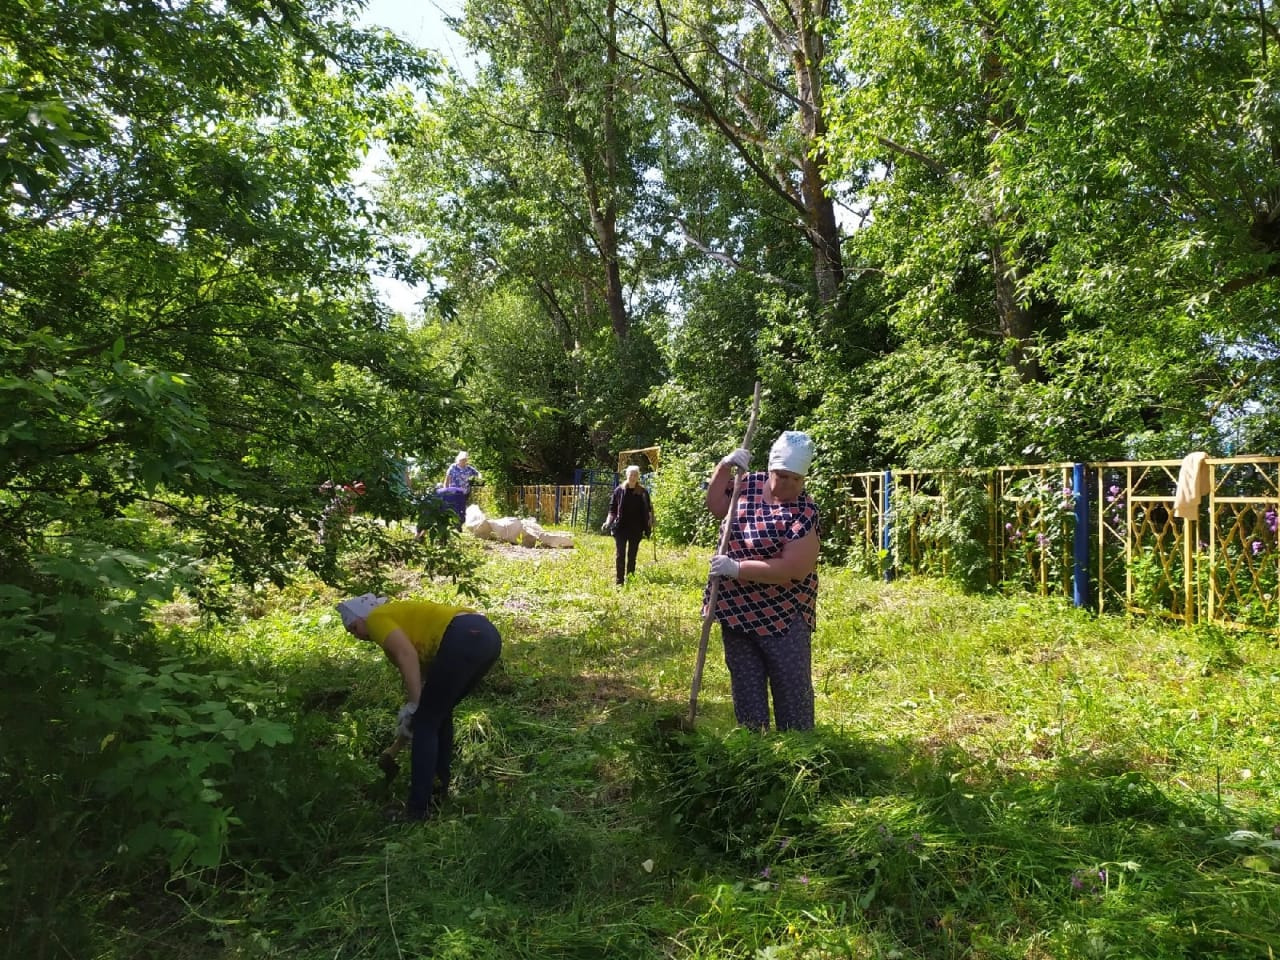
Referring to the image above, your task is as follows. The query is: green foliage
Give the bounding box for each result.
[0,580,296,955]
[1130,544,1178,614]
[7,540,1280,959]
[380,0,671,475]
[888,482,992,591]
[649,445,720,547]
[631,726,892,856]
[0,8,475,957]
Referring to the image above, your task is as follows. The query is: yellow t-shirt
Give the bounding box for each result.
[366,599,475,664]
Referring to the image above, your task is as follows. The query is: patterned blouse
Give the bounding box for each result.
[444,463,479,492]
[705,471,820,638]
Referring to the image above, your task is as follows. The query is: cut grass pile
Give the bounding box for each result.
[92,533,1280,957]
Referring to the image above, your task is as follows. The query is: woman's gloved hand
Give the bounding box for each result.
[709,554,741,579]
[396,702,417,740]
[719,448,750,472]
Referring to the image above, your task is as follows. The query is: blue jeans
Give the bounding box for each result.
[406,614,502,818]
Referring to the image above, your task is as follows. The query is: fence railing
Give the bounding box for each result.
[510,469,617,530]
[835,456,1280,633]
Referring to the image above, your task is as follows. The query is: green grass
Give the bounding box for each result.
[84,534,1280,957]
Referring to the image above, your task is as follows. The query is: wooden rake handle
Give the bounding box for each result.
[688,382,761,725]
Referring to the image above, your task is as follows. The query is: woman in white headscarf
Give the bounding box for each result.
[444,451,481,494]
[603,464,655,586]
[704,431,820,731]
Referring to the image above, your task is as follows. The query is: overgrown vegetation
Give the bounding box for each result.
[5,0,1280,955]
[7,535,1277,959]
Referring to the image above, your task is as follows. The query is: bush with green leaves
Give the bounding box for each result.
[649,445,721,546]
[888,483,992,591]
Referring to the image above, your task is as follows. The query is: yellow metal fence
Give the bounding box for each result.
[510,483,613,529]
[834,456,1280,633]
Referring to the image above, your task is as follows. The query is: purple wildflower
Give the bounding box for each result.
[1070,872,1084,890]
[798,875,809,885]
[1252,540,1264,556]
[760,866,771,879]
[1266,510,1278,533]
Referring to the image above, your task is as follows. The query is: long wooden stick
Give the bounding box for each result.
[688,382,761,725]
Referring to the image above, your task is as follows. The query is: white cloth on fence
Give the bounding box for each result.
[1172,451,1210,520]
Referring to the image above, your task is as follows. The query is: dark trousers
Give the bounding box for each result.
[407,614,502,818]
[613,528,643,584]
[720,617,814,731]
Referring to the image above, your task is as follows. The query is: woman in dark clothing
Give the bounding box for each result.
[603,465,655,586]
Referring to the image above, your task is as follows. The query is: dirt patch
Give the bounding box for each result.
[475,539,576,560]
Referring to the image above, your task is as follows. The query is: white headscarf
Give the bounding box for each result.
[336,593,388,629]
[767,431,815,476]
[455,451,469,464]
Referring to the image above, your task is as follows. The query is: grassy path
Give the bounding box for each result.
[140,532,1279,958]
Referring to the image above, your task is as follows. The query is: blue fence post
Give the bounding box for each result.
[1072,462,1091,608]
[881,470,895,582]
[554,484,561,524]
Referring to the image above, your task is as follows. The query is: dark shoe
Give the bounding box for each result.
[381,802,409,822]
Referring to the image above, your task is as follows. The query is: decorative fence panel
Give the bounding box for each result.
[511,485,579,525]
[1206,457,1280,629]
[1093,460,1187,624]
[839,455,1280,633]
[511,469,618,530]
[994,464,1078,599]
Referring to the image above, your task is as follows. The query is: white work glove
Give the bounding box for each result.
[719,447,751,472]
[709,554,741,579]
[396,702,417,740]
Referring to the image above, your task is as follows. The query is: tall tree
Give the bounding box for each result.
[382,0,672,471]
[1,0,453,616]
[629,0,847,307]
[824,0,1280,462]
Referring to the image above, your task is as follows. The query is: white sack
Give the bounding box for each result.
[519,518,544,548]
[488,516,523,544]
[462,504,491,539]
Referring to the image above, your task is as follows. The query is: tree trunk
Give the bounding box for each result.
[793,1,843,305]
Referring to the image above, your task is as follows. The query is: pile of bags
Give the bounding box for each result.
[463,505,574,549]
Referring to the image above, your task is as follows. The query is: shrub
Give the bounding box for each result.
[649,446,720,547]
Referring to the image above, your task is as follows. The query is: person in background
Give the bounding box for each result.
[603,464,655,586]
[337,593,502,821]
[444,451,482,496]
[704,431,820,731]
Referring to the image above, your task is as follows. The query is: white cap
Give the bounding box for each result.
[456,451,468,463]
[767,431,815,476]
[336,593,387,628]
